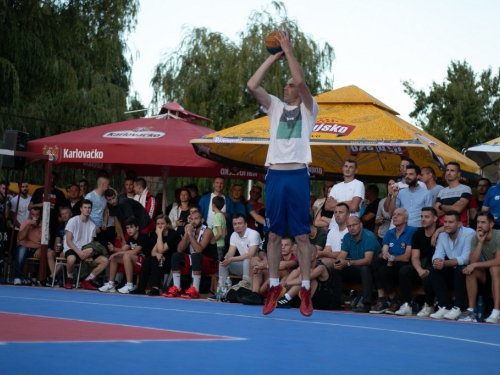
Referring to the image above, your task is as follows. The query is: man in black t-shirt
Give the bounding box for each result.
[99,217,152,294]
[395,207,438,317]
[29,172,66,248]
[104,189,151,244]
[361,185,380,233]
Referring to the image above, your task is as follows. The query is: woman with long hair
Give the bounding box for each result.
[131,215,181,296]
[168,187,191,236]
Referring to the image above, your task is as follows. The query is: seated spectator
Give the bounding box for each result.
[395,207,439,316]
[63,199,109,290]
[331,216,381,313]
[13,207,42,285]
[99,217,153,294]
[131,215,181,296]
[104,189,152,244]
[360,184,380,232]
[316,203,349,268]
[219,214,261,279]
[312,181,335,218]
[314,185,334,230]
[168,187,191,236]
[459,212,500,322]
[41,206,73,287]
[371,208,417,314]
[241,237,297,305]
[429,211,475,320]
[162,210,218,299]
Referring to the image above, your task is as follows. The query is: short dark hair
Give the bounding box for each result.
[405,164,421,175]
[477,211,495,224]
[81,199,93,207]
[232,213,247,223]
[446,161,461,172]
[421,166,437,177]
[366,184,379,196]
[344,159,357,169]
[401,157,415,165]
[125,177,135,183]
[421,206,437,216]
[30,206,42,213]
[104,189,116,198]
[282,236,294,244]
[212,196,225,210]
[125,217,138,227]
[336,202,350,212]
[79,178,89,185]
[478,178,491,188]
[444,210,461,222]
[134,178,147,189]
[185,183,199,195]
[59,206,72,213]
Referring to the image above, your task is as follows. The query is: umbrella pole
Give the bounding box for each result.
[162,166,169,215]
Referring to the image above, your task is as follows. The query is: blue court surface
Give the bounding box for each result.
[1,285,499,374]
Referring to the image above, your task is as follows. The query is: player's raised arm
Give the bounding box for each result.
[247,52,283,110]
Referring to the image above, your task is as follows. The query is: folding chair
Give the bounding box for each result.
[51,257,82,288]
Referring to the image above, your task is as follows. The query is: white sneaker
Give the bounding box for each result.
[444,306,462,320]
[98,282,117,293]
[118,284,135,294]
[430,306,449,319]
[395,302,413,316]
[13,278,21,285]
[417,303,435,317]
[485,313,500,324]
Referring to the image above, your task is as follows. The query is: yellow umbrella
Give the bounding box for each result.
[191,85,480,181]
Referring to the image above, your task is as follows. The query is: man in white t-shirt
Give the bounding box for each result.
[64,199,108,290]
[10,181,31,244]
[316,203,350,269]
[325,159,365,230]
[247,30,319,317]
[220,214,261,278]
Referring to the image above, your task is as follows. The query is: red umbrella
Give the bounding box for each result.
[28,106,263,181]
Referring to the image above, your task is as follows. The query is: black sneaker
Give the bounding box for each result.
[207,294,218,302]
[370,301,390,314]
[241,292,264,306]
[276,296,291,309]
[352,303,371,313]
[146,288,159,296]
[130,288,146,295]
[39,277,53,287]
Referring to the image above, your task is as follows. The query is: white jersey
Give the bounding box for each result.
[264,95,319,166]
[328,179,365,230]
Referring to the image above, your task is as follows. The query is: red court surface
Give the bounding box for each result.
[0,312,235,343]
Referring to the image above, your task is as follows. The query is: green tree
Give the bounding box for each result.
[0,0,139,185]
[151,1,335,131]
[403,60,500,152]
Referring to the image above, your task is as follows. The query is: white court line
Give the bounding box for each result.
[1,295,500,348]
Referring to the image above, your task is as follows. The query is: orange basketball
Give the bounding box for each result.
[265,31,283,55]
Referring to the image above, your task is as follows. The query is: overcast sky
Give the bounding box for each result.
[127,0,500,123]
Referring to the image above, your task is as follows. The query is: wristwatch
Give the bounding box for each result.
[347,260,351,267]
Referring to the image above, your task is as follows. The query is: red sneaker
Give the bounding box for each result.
[181,286,200,299]
[162,285,182,298]
[80,280,98,290]
[65,277,74,289]
[299,287,313,317]
[262,285,286,315]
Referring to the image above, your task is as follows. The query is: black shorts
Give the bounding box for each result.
[64,249,81,264]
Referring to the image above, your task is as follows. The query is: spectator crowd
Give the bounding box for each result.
[2,157,500,324]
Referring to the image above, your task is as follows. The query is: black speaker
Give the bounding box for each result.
[1,130,29,170]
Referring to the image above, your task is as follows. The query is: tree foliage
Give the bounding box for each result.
[151,1,335,131]
[403,60,500,152]
[0,0,139,137]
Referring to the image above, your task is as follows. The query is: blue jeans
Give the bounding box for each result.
[14,245,36,278]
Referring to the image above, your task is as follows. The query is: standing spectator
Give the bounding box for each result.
[198,177,232,228]
[185,183,200,205]
[79,178,90,197]
[134,177,158,233]
[387,165,432,228]
[481,165,500,228]
[314,185,334,231]
[420,166,444,205]
[361,184,380,232]
[228,184,264,229]
[9,181,31,251]
[64,183,82,217]
[211,196,227,261]
[247,185,265,230]
[325,159,365,224]
[168,187,191,236]
[121,177,136,199]
[85,177,110,247]
[434,162,472,227]
[471,178,491,229]
[29,171,66,249]
[375,179,395,244]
